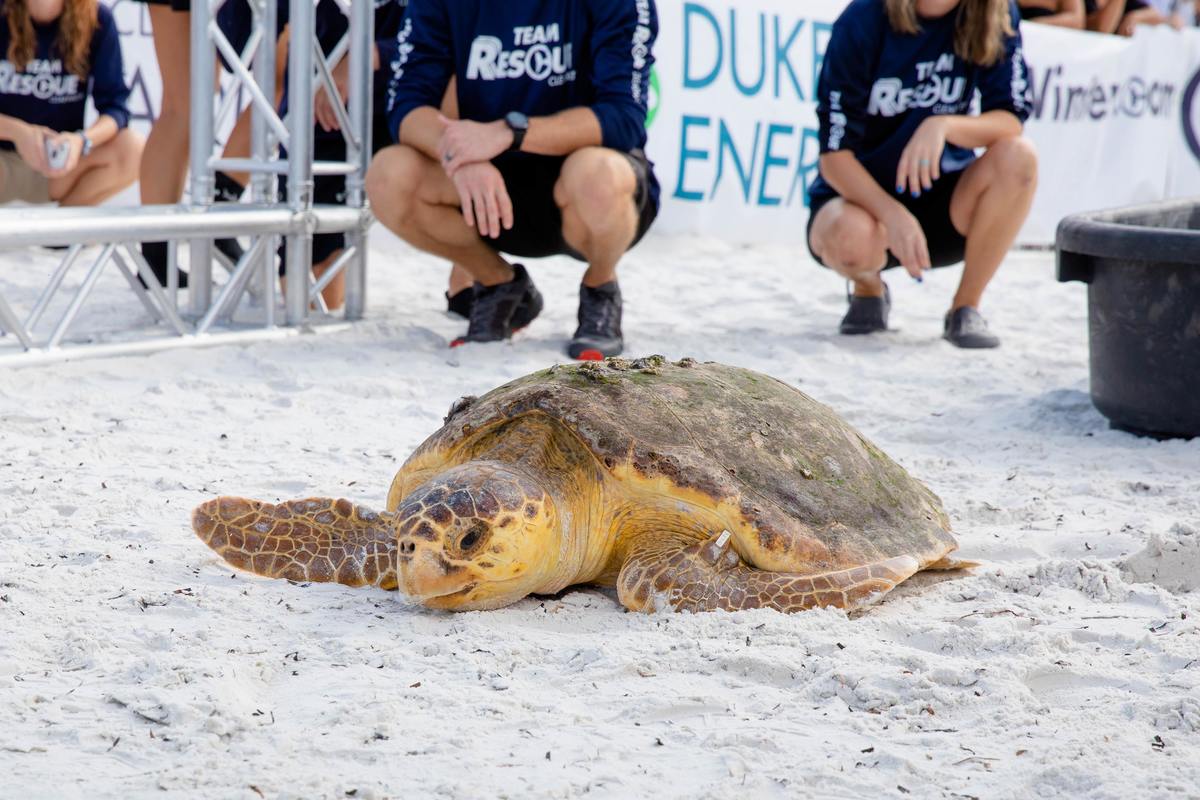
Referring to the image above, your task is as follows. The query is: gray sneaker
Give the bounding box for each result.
[943,306,1000,349]
[839,283,890,335]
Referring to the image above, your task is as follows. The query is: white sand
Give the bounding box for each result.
[2,231,1198,799]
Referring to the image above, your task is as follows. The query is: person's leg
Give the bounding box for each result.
[141,7,192,206]
[555,147,639,287]
[313,249,345,310]
[366,144,512,285]
[947,136,1038,311]
[807,199,889,297]
[48,129,144,207]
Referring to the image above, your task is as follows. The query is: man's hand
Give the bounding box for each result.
[45,131,84,177]
[897,116,948,197]
[314,58,350,133]
[13,123,50,175]
[451,161,513,239]
[883,205,930,279]
[438,115,513,176]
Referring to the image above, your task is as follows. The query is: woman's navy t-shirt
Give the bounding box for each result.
[0,2,130,151]
[810,0,1032,202]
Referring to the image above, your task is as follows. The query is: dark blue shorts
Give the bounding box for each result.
[807,168,967,270]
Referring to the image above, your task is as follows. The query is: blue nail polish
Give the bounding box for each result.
[911,190,920,198]
[896,185,904,194]
[914,275,923,284]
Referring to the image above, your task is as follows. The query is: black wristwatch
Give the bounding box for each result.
[504,111,529,152]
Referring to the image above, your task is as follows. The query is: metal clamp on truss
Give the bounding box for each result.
[0,0,376,365]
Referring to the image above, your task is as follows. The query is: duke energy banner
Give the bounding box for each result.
[103,0,1200,246]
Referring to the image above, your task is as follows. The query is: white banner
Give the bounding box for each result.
[101,0,1200,246]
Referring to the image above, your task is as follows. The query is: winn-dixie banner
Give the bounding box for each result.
[643,1,1200,245]
[104,0,1200,246]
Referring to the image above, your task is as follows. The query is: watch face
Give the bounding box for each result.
[506,111,530,132]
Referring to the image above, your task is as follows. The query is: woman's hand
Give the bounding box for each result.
[45,131,84,177]
[13,122,50,175]
[883,205,930,278]
[314,58,350,133]
[897,116,948,198]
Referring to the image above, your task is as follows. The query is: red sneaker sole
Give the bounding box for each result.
[575,349,605,361]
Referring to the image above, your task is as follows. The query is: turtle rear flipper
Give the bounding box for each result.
[617,531,922,614]
[192,497,398,589]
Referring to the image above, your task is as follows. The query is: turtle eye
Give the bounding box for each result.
[458,523,486,553]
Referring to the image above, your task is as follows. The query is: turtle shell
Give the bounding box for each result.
[406,357,956,572]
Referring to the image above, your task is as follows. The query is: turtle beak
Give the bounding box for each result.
[396,543,475,606]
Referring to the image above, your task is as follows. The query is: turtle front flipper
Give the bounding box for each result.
[617,531,921,614]
[192,497,398,589]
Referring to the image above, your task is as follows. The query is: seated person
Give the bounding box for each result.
[807,0,1038,349]
[1089,0,1185,32]
[367,0,661,360]
[0,0,140,207]
[1018,0,1086,26]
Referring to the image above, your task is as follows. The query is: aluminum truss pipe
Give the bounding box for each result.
[0,205,366,249]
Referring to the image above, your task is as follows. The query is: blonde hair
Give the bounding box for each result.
[6,0,99,79]
[884,0,1014,67]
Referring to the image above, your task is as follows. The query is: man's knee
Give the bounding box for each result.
[816,210,885,273]
[555,149,636,222]
[366,145,427,224]
[988,136,1038,190]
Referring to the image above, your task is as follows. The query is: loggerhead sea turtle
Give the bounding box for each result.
[192,357,973,613]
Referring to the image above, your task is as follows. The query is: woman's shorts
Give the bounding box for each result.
[130,0,191,11]
[807,168,967,270]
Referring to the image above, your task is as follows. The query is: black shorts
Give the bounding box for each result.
[807,169,967,271]
[486,149,659,261]
[279,118,392,269]
[131,0,190,11]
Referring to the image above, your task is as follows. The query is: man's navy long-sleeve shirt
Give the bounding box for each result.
[386,0,658,154]
[0,2,130,150]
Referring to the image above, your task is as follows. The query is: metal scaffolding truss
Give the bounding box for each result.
[0,0,375,365]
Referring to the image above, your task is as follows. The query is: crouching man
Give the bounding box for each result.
[367,0,660,359]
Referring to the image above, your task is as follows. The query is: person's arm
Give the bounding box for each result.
[1088,0,1128,31]
[1029,0,1087,26]
[391,0,455,157]
[0,113,50,174]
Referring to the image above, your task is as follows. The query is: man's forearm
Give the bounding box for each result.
[399,106,446,160]
[521,107,603,156]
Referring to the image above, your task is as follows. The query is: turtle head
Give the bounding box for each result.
[393,462,561,610]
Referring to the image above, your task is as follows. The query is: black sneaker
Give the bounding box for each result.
[139,241,189,289]
[446,284,541,330]
[568,281,623,360]
[943,306,1000,349]
[213,171,246,265]
[446,288,473,319]
[839,283,889,335]
[451,264,543,347]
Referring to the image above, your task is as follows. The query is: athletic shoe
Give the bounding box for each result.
[839,283,890,335]
[139,241,189,289]
[568,281,623,360]
[446,288,473,319]
[213,171,247,266]
[447,284,541,330]
[451,264,543,347]
[943,306,1000,349]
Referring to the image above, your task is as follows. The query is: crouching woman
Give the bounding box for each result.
[0,0,140,207]
[807,0,1037,348]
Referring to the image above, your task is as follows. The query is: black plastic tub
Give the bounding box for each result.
[1057,199,1200,439]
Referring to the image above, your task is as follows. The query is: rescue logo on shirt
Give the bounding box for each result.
[0,59,82,103]
[868,53,966,118]
[466,24,576,86]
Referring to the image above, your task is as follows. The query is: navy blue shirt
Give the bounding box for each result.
[0,3,130,150]
[810,0,1031,201]
[387,0,658,155]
